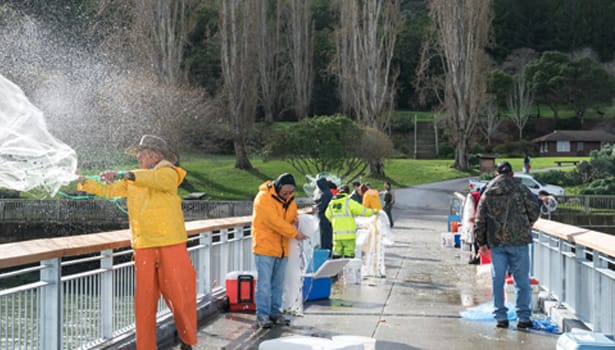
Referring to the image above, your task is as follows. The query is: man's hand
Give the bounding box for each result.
[99,171,119,184]
[478,244,489,255]
[295,232,309,241]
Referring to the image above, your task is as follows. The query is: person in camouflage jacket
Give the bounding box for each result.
[474,161,540,330]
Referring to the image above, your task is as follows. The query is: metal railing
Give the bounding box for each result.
[0,199,255,224]
[532,219,615,335]
[554,195,615,214]
[0,216,255,350]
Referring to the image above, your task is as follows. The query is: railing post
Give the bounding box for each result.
[584,196,590,214]
[40,258,62,350]
[100,250,113,339]
[197,232,212,296]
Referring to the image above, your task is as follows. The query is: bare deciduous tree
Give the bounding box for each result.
[479,95,502,147]
[131,0,198,85]
[422,0,493,170]
[287,0,314,120]
[333,0,402,131]
[332,0,403,176]
[219,0,259,170]
[255,0,288,123]
[507,69,533,140]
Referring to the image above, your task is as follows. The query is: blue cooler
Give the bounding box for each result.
[308,249,330,273]
[302,258,349,301]
[556,332,615,350]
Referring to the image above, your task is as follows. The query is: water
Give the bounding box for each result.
[0,73,78,196]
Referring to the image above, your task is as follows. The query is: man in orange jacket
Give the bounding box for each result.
[252,173,308,328]
[78,135,196,350]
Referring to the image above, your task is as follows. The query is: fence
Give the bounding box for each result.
[0,216,255,350]
[0,199,255,224]
[532,219,615,335]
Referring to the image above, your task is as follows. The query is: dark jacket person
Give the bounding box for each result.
[474,161,540,330]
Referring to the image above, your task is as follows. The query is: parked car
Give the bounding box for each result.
[468,173,565,196]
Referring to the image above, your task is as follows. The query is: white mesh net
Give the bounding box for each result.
[0,73,77,196]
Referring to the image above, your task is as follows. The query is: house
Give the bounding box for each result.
[532,130,615,156]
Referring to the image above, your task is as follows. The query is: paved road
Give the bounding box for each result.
[172,178,560,349]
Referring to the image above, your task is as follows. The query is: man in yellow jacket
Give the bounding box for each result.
[326,185,378,258]
[78,135,196,350]
[252,173,308,328]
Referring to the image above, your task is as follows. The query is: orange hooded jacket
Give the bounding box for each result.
[251,180,299,258]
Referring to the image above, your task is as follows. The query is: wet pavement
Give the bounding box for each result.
[176,179,560,349]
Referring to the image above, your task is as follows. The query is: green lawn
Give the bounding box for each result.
[52,155,589,200]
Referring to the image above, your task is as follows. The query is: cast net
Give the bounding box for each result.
[0,73,77,196]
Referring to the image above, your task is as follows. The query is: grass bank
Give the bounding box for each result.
[60,155,588,200]
[175,155,588,200]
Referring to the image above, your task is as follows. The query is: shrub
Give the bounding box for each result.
[390,114,415,133]
[0,189,20,198]
[492,141,535,157]
[533,170,583,187]
[580,177,615,195]
[437,143,454,159]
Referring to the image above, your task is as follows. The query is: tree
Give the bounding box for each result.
[331,0,403,176]
[287,0,315,120]
[525,51,570,123]
[422,0,493,171]
[507,69,533,140]
[562,57,615,124]
[526,51,615,125]
[131,0,198,85]
[265,115,374,182]
[478,95,502,148]
[255,0,288,123]
[219,0,259,170]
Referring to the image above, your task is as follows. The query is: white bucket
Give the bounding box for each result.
[342,258,362,284]
[259,335,359,350]
[440,232,454,248]
[331,335,376,350]
[505,277,541,310]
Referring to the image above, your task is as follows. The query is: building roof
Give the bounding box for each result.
[532,130,615,143]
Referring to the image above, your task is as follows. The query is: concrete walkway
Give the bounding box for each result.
[172,179,561,349]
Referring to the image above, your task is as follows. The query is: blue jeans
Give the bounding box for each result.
[490,245,532,322]
[254,254,287,319]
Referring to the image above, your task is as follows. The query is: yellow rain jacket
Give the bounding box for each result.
[251,181,299,258]
[78,160,187,249]
[362,189,383,210]
[325,193,378,240]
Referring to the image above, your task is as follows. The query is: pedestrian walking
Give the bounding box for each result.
[382,181,395,227]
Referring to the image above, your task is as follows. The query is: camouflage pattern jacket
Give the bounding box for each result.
[474,174,540,248]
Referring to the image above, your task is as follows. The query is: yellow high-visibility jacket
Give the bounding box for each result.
[325,193,377,240]
[78,160,187,249]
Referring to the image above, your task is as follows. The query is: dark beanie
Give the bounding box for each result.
[497,161,513,175]
[274,173,296,193]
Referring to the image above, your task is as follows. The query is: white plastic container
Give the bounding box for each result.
[505,276,541,310]
[556,332,615,350]
[331,335,376,350]
[259,335,360,350]
[440,232,454,248]
[342,258,362,284]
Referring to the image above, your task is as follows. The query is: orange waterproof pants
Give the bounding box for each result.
[134,243,197,349]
